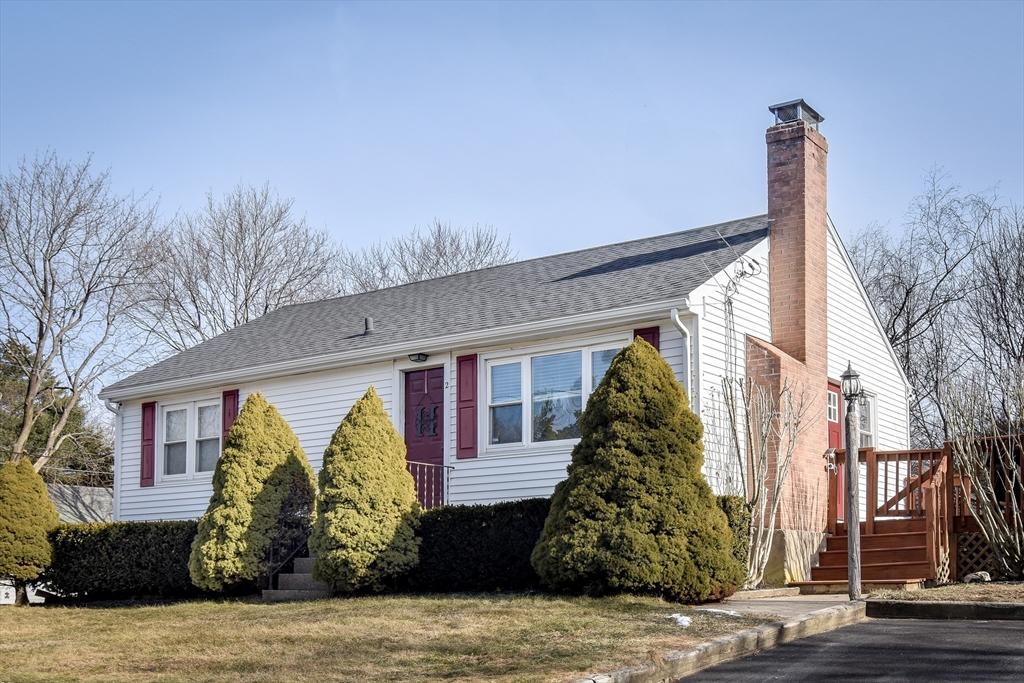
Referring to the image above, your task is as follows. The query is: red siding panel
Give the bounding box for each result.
[456,354,478,459]
[634,326,661,352]
[140,401,156,487]
[222,389,240,441]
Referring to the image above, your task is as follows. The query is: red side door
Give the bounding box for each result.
[404,367,445,507]
[827,381,844,519]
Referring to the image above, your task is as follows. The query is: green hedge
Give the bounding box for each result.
[403,498,550,592]
[717,495,750,568]
[44,521,202,599]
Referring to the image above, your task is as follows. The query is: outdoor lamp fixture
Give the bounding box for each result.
[408,353,429,363]
[840,362,862,401]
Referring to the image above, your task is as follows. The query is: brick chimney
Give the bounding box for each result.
[766,99,828,375]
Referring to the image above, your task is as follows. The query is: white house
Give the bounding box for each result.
[100,100,911,581]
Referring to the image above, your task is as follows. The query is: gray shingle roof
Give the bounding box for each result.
[104,215,770,395]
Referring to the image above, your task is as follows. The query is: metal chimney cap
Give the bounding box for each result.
[364,317,375,334]
[768,99,824,128]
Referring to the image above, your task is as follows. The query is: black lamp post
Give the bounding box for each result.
[840,361,863,600]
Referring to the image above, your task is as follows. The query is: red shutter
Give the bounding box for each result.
[140,402,156,487]
[222,389,240,441]
[634,326,661,352]
[456,354,478,459]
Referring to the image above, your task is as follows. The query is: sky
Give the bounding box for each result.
[1,0,1022,258]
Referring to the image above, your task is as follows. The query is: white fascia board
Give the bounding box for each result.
[99,297,690,401]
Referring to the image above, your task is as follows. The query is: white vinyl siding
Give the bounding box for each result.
[826,227,910,450]
[691,238,773,495]
[117,362,393,521]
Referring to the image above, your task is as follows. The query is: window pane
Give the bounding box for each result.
[165,408,186,442]
[859,396,873,431]
[164,442,186,475]
[490,404,522,444]
[198,404,220,439]
[490,363,521,404]
[532,351,582,442]
[591,348,620,389]
[196,438,220,472]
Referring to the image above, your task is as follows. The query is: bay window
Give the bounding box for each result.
[484,341,623,450]
[160,399,222,479]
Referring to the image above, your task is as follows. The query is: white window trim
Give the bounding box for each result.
[826,388,840,424]
[157,397,221,484]
[479,334,630,455]
[859,392,877,448]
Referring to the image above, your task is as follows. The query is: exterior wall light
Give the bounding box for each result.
[840,362,862,401]
[408,353,429,363]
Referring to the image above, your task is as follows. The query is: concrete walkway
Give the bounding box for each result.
[720,593,853,620]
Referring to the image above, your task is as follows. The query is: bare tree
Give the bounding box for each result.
[848,171,991,445]
[723,376,812,589]
[341,220,514,292]
[0,153,158,470]
[130,183,343,352]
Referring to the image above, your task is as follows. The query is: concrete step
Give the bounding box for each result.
[827,531,927,551]
[790,579,924,595]
[811,560,931,582]
[261,588,331,602]
[293,556,315,573]
[278,572,330,591]
[818,545,928,566]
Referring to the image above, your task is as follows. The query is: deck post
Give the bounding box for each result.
[865,448,877,535]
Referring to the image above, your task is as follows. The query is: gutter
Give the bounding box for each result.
[103,399,122,521]
[670,298,701,414]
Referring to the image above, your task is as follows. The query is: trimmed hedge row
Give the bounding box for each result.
[44,521,201,599]
[403,498,551,592]
[41,495,748,600]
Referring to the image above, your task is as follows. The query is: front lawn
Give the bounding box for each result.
[0,594,768,682]
[873,582,1024,603]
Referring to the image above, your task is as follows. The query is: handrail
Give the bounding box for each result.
[407,460,453,510]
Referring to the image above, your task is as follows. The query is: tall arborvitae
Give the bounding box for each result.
[0,459,59,604]
[189,393,316,591]
[310,387,420,593]
[531,338,744,602]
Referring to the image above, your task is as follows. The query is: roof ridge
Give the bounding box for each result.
[273,213,770,313]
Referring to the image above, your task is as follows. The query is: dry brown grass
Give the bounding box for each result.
[0,593,768,682]
[872,582,1024,603]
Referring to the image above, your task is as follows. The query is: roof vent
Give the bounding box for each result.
[364,317,375,335]
[768,99,824,130]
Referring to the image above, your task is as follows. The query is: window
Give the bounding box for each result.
[163,407,187,476]
[489,362,522,444]
[483,341,623,449]
[859,394,876,448]
[160,399,222,479]
[827,390,839,423]
[531,351,582,442]
[196,402,222,472]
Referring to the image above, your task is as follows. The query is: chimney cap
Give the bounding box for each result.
[768,99,824,128]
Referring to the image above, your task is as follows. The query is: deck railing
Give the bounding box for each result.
[407,460,453,510]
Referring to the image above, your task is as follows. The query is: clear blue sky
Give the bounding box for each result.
[2,0,1022,256]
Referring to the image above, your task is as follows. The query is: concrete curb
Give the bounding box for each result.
[574,601,866,683]
[724,587,800,601]
[866,599,1024,621]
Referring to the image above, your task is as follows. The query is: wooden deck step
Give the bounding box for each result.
[836,518,925,535]
[790,579,925,595]
[827,531,926,551]
[812,560,931,582]
[818,545,927,566]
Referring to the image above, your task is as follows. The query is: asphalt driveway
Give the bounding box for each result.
[691,618,1024,681]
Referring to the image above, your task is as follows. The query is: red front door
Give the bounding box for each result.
[827,381,844,519]
[404,367,445,507]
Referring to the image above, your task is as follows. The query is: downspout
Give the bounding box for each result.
[670,298,700,415]
[103,399,122,521]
